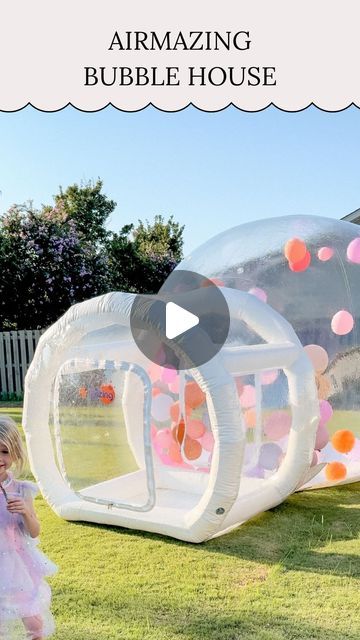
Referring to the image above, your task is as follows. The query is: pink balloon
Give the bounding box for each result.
[331,310,354,336]
[304,344,329,373]
[317,247,334,261]
[248,287,267,303]
[151,424,158,439]
[315,422,329,450]
[154,428,173,448]
[151,394,173,422]
[239,384,256,408]
[311,450,319,466]
[148,363,163,383]
[319,400,333,424]
[264,411,291,441]
[347,237,360,264]
[260,369,279,385]
[200,431,214,452]
[161,367,177,384]
[169,377,180,394]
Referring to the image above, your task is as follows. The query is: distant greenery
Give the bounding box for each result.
[3,406,360,640]
[0,180,184,329]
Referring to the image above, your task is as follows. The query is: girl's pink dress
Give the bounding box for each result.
[0,473,57,639]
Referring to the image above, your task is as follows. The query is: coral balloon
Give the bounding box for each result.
[185,381,206,409]
[186,419,206,440]
[264,411,291,441]
[244,409,257,428]
[248,287,267,303]
[168,441,183,464]
[289,250,311,272]
[331,310,354,335]
[325,461,347,482]
[304,344,329,373]
[184,436,202,460]
[284,238,307,263]
[79,386,87,399]
[239,384,256,408]
[331,429,355,454]
[317,246,334,261]
[346,237,360,264]
[170,401,190,423]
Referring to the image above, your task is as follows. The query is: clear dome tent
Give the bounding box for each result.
[178,214,360,491]
[23,214,360,542]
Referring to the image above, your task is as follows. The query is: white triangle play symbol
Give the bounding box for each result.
[165,302,199,339]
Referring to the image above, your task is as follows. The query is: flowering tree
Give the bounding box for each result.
[0,203,108,329]
[0,183,184,329]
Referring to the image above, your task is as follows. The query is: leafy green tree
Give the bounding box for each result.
[133,215,184,262]
[45,179,116,243]
[107,216,183,294]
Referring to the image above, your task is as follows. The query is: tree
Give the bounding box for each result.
[107,216,183,294]
[0,203,108,329]
[133,215,184,262]
[45,179,116,244]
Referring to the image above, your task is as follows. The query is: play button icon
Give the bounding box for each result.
[165,302,199,339]
[130,270,230,370]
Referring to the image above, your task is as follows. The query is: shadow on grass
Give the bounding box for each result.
[72,482,360,580]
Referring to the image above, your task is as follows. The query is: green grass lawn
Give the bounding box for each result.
[2,406,360,639]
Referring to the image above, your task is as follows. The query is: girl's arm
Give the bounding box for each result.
[7,496,40,538]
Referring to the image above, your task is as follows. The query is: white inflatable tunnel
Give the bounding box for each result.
[23,288,319,542]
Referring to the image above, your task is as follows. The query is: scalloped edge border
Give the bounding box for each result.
[0,101,360,114]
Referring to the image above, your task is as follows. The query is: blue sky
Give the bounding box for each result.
[0,105,359,253]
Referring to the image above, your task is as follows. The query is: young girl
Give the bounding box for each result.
[0,415,57,639]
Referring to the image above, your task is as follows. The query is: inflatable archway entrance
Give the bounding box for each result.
[23,288,318,542]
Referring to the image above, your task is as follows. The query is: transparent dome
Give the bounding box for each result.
[178,215,360,487]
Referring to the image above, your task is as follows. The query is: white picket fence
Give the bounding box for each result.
[0,330,45,395]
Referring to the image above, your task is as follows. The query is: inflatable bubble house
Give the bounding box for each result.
[178,214,360,491]
[23,283,320,543]
[23,213,360,542]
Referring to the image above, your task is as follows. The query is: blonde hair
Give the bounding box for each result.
[0,415,26,475]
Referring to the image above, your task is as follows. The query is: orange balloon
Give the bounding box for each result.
[185,382,206,410]
[289,250,311,273]
[284,238,307,263]
[172,419,185,446]
[168,441,183,464]
[100,384,115,404]
[201,277,225,287]
[244,408,257,428]
[170,401,191,423]
[331,429,355,454]
[184,436,202,460]
[325,461,347,482]
[79,386,87,399]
